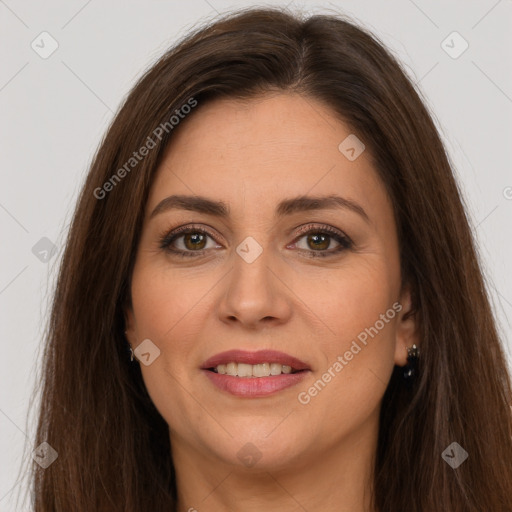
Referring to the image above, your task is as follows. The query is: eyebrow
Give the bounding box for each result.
[149,194,370,223]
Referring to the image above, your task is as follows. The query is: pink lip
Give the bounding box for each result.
[200,349,311,398]
[201,349,310,371]
[203,371,309,397]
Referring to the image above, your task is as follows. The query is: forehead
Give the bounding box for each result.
[161,93,354,162]
[146,93,385,219]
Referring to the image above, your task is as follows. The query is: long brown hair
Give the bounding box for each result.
[20,6,512,511]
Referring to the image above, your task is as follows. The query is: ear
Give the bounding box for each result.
[123,300,136,346]
[393,285,419,366]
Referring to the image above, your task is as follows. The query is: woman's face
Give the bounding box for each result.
[125,92,417,472]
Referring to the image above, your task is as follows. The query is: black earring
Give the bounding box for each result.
[403,344,419,384]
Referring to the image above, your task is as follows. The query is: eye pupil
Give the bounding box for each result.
[185,233,206,250]
[308,233,329,250]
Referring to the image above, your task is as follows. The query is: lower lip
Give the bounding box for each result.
[202,369,310,397]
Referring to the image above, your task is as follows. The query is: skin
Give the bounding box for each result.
[125,92,419,512]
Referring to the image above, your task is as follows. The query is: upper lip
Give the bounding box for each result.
[201,349,310,371]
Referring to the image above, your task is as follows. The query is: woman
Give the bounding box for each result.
[26,6,512,511]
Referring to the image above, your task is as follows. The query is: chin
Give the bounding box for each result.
[206,423,310,470]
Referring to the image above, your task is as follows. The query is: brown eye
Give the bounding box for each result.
[291,224,353,258]
[182,232,208,251]
[159,227,220,257]
[305,233,330,251]
[159,223,352,259]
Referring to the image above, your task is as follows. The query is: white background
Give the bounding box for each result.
[1,1,511,509]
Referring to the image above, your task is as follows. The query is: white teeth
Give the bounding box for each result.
[237,363,253,377]
[270,363,282,375]
[253,363,270,377]
[213,362,297,377]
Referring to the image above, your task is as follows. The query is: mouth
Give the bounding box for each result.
[200,349,311,397]
[207,362,305,377]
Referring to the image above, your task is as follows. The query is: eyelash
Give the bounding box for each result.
[158,223,353,259]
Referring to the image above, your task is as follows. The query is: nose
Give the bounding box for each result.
[216,240,293,330]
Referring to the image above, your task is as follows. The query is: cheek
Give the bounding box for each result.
[130,263,209,352]
[129,264,210,430]
[293,259,398,416]
[294,258,398,354]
